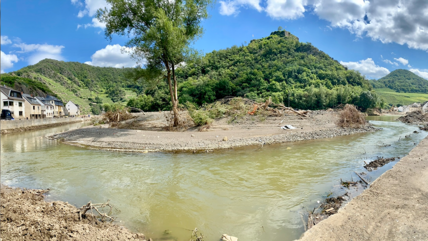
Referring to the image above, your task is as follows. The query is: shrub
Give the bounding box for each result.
[336,104,366,128]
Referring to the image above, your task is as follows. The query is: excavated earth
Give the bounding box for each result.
[0,185,146,241]
[298,136,428,241]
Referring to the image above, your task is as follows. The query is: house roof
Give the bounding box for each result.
[23,94,41,106]
[0,86,24,101]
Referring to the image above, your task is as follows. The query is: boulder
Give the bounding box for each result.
[221,234,238,241]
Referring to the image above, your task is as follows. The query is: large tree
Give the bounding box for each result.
[97,0,211,126]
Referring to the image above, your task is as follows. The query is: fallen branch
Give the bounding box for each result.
[79,200,115,222]
[354,172,370,185]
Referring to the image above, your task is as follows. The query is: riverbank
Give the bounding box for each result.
[0,185,147,240]
[298,135,428,240]
[50,111,377,152]
[1,117,91,134]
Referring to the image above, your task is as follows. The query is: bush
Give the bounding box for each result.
[336,104,366,128]
[190,110,213,126]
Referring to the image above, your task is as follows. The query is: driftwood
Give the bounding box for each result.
[79,200,115,222]
[354,172,370,185]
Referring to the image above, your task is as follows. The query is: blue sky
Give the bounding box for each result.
[1,0,428,80]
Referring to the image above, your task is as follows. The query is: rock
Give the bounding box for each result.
[191,134,195,137]
[223,136,228,141]
[222,234,238,241]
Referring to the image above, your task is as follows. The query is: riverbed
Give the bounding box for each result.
[1,117,426,241]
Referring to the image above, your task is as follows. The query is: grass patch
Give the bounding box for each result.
[375,88,428,106]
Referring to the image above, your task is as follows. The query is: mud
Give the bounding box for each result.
[364,157,399,171]
[398,110,428,124]
[0,185,146,240]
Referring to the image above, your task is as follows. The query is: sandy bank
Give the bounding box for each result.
[0,185,147,240]
[50,111,377,152]
[298,136,428,241]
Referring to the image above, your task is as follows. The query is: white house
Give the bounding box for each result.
[66,101,80,116]
[1,86,26,119]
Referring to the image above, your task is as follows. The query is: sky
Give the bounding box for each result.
[1,0,428,80]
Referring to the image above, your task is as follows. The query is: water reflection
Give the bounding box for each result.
[1,120,426,241]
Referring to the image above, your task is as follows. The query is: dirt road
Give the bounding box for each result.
[298,136,428,241]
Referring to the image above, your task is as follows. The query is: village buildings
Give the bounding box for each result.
[66,101,80,116]
[36,96,64,117]
[1,86,26,119]
[23,94,42,119]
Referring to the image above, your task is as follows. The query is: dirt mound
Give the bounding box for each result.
[0,185,146,240]
[398,110,428,123]
[364,157,398,171]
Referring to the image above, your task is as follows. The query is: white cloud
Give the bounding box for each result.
[219,0,262,16]
[410,69,428,80]
[71,0,82,6]
[382,59,399,66]
[221,0,428,51]
[1,36,12,45]
[265,0,307,19]
[394,57,409,66]
[83,18,106,29]
[74,0,110,29]
[85,44,141,68]
[12,43,65,65]
[13,43,64,54]
[340,58,390,79]
[1,51,19,73]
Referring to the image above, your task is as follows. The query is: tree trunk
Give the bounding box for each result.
[165,61,180,127]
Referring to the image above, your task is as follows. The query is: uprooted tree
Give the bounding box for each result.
[97,0,212,126]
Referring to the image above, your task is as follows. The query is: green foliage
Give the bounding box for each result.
[127,94,155,111]
[91,104,102,115]
[106,85,126,102]
[95,96,103,104]
[0,74,56,98]
[370,69,428,93]
[103,103,112,112]
[374,88,428,106]
[98,0,213,126]
[173,30,374,110]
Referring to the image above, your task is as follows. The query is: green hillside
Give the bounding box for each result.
[128,30,380,112]
[374,88,428,106]
[0,74,57,98]
[370,69,428,93]
[9,59,141,114]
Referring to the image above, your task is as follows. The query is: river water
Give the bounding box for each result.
[1,117,426,241]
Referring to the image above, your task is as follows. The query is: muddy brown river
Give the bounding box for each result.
[1,117,426,241]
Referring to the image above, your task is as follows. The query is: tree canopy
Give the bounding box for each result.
[98,0,212,126]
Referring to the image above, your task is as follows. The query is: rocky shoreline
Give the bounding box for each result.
[52,125,378,153]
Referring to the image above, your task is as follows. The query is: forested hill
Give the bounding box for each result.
[7,59,142,114]
[370,69,428,93]
[169,30,377,110]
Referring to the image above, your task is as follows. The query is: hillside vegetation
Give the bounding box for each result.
[128,30,380,111]
[9,59,141,114]
[0,74,57,98]
[370,69,428,93]
[374,88,428,106]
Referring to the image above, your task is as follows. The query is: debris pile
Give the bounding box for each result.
[364,157,399,171]
[398,110,428,124]
[336,104,366,128]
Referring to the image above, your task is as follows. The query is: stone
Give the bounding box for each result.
[191,134,195,137]
[223,136,228,141]
[221,234,238,241]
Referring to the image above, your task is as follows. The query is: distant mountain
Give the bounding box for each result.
[6,59,142,114]
[370,69,428,93]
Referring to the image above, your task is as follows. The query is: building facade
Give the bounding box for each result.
[23,94,42,119]
[36,95,64,117]
[1,86,26,119]
[66,101,80,116]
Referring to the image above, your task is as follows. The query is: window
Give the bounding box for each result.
[33,106,35,110]
[19,111,23,116]
[3,101,8,107]
[19,102,22,107]
[9,101,13,106]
